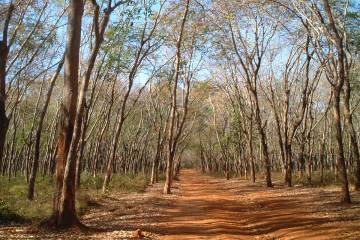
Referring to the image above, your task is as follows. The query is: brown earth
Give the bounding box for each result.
[1,169,360,239]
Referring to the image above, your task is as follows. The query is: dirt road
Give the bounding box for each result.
[147,169,360,240]
[1,169,359,239]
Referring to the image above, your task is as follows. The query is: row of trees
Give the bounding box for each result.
[0,0,359,229]
[0,0,202,228]
[195,0,360,204]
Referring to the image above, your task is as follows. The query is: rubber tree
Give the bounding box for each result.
[163,0,191,194]
[0,2,14,181]
[45,0,84,228]
[102,1,165,193]
[27,57,64,200]
[227,5,275,187]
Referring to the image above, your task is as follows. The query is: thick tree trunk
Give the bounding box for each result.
[45,0,84,228]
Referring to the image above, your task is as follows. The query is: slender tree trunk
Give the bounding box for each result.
[151,128,163,184]
[343,78,360,190]
[164,150,175,194]
[163,0,190,194]
[28,58,64,200]
[249,120,256,182]
[251,90,273,187]
[0,3,14,174]
[333,90,351,203]
[284,143,292,187]
[319,118,327,184]
[75,110,88,190]
[321,0,351,204]
[283,77,292,187]
[92,75,116,177]
[249,146,256,183]
[102,116,125,193]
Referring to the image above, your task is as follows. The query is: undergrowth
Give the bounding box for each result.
[272,170,356,188]
[0,172,149,225]
[206,169,356,189]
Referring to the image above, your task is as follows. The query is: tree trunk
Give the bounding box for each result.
[163,0,190,194]
[249,126,256,183]
[321,0,351,204]
[28,58,64,200]
[0,3,14,176]
[102,116,125,193]
[251,90,273,187]
[151,129,163,184]
[284,143,292,187]
[46,0,83,228]
[75,110,88,190]
[343,77,360,190]
[333,90,351,203]
[164,150,175,194]
[319,119,327,184]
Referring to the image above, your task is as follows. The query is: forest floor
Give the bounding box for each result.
[0,169,360,240]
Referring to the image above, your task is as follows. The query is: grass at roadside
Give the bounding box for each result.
[272,170,357,188]
[204,168,357,190]
[0,172,149,226]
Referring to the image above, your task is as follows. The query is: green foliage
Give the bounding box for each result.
[80,172,104,190]
[182,161,195,169]
[208,171,226,179]
[108,173,149,193]
[80,171,149,193]
[0,200,29,225]
[272,170,357,188]
[0,176,53,225]
[330,0,360,50]
[349,67,360,93]
[293,171,341,187]
[158,173,166,182]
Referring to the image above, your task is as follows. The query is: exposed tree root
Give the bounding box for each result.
[27,215,92,233]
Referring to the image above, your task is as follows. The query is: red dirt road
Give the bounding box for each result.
[1,169,359,239]
[149,169,360,240]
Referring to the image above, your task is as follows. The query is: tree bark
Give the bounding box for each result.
[0,3,14,175]
[322,0,351,203]
[333,90,351,203]
[46,0,84,228]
